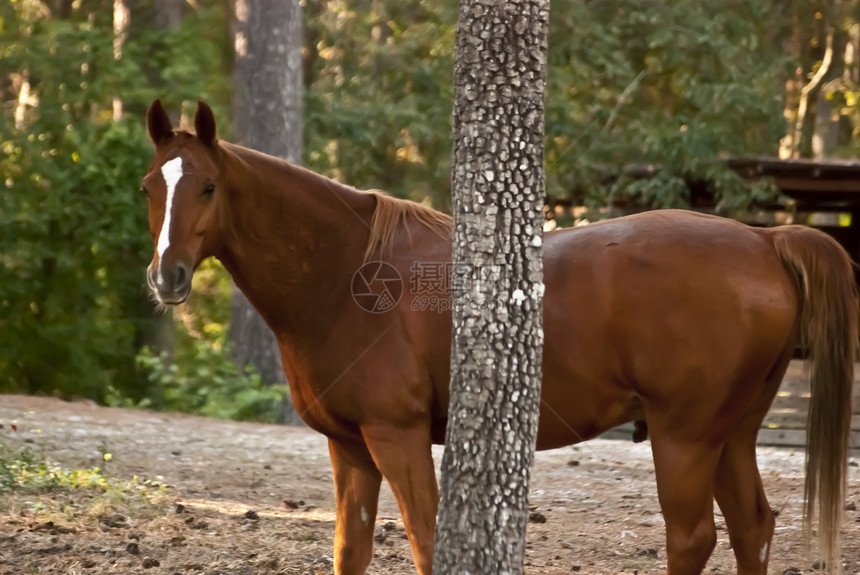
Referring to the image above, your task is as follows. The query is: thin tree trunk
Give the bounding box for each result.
[52,0,73,18]
[794,30,834,158]
[112,0,129,121]
[154,0,182,29]
[230,0,304,424]
[779,7,804,159]
[14,75,30,131]
[783,0,844,159]
[433,1,549,573]
[133,0,183,361]
[813,14,850,158]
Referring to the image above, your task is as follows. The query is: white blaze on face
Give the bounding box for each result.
[156,157,183,283]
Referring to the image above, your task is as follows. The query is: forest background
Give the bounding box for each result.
[0,0,853,420]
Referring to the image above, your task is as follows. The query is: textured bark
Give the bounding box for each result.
[433,1,549,573]
[232,0,303,161]
[230,0,303,424]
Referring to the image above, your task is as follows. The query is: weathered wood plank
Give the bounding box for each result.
[599,360,860,451]
[757,427,860,450]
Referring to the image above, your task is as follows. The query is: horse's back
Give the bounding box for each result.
[538,210,799,446]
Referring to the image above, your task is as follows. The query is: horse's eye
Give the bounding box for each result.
[141,185,150,198]
[203,183,215,197]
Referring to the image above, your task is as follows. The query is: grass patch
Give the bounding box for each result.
[0,441,169,526]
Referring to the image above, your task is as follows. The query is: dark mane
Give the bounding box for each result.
[365,191,452,261]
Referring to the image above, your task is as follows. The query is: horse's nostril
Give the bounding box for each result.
[175,264,188,289]
[151,262,191,304]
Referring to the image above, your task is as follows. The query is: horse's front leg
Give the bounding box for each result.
[362,421,437,575]
[328,438,383,575]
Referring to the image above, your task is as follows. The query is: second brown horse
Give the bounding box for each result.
[141,100,857,574]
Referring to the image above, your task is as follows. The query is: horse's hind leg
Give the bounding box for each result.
[649,427,722,574]
[713,355,788,575]
[328,439,383,575]
[714,429,774,575]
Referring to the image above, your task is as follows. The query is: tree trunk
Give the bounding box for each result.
[230,0,304,425]
[433,1,549,573]
[153,0,182,29]
[140,0,183,361]
[779,7,804,159]
[52,0,73,19]
[793,30,834,158]
[112,0,129,121]
[812,13,850,158]
[781,0,845,159]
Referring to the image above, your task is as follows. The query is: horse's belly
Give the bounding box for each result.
[538,211,797,437]
[535,383,644,450]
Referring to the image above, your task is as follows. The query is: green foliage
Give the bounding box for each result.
[0,438,168,533]
[110,258,286,423]
[0,2,230,400]
[303,0,792,213]
[133,341,288,423]
[304,0,457,208]
[545,0,788,210]
[122,257,286,422]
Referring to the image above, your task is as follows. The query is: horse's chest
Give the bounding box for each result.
[289,377,362,444]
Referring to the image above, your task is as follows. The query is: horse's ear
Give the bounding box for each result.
[194,101,217,147]
[147,99,174,146]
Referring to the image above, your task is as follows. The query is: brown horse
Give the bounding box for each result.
[141,100,857,575]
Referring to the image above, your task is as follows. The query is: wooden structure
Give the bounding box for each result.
[758,361,860,451]
[549,157,860,263]
[728,158,860,451]
[603,361,860,453]
[726,157,860,268]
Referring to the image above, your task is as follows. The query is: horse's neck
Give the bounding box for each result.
[215,143,374,334]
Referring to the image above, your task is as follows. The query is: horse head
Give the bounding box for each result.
[142,99,223,305]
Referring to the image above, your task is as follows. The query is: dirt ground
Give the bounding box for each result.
[0,395,858,575]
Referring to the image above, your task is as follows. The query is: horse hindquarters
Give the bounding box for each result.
[765,225,859,572]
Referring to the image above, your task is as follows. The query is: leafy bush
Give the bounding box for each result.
[133,341,288,423]
[0,2,230,401]
[114,257,288,423]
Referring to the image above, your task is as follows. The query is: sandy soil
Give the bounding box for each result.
[0,394,858,574]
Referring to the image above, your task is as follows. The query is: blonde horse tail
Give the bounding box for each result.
[767,225,858,572]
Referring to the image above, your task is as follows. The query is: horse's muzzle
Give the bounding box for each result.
[147,261,192,305]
